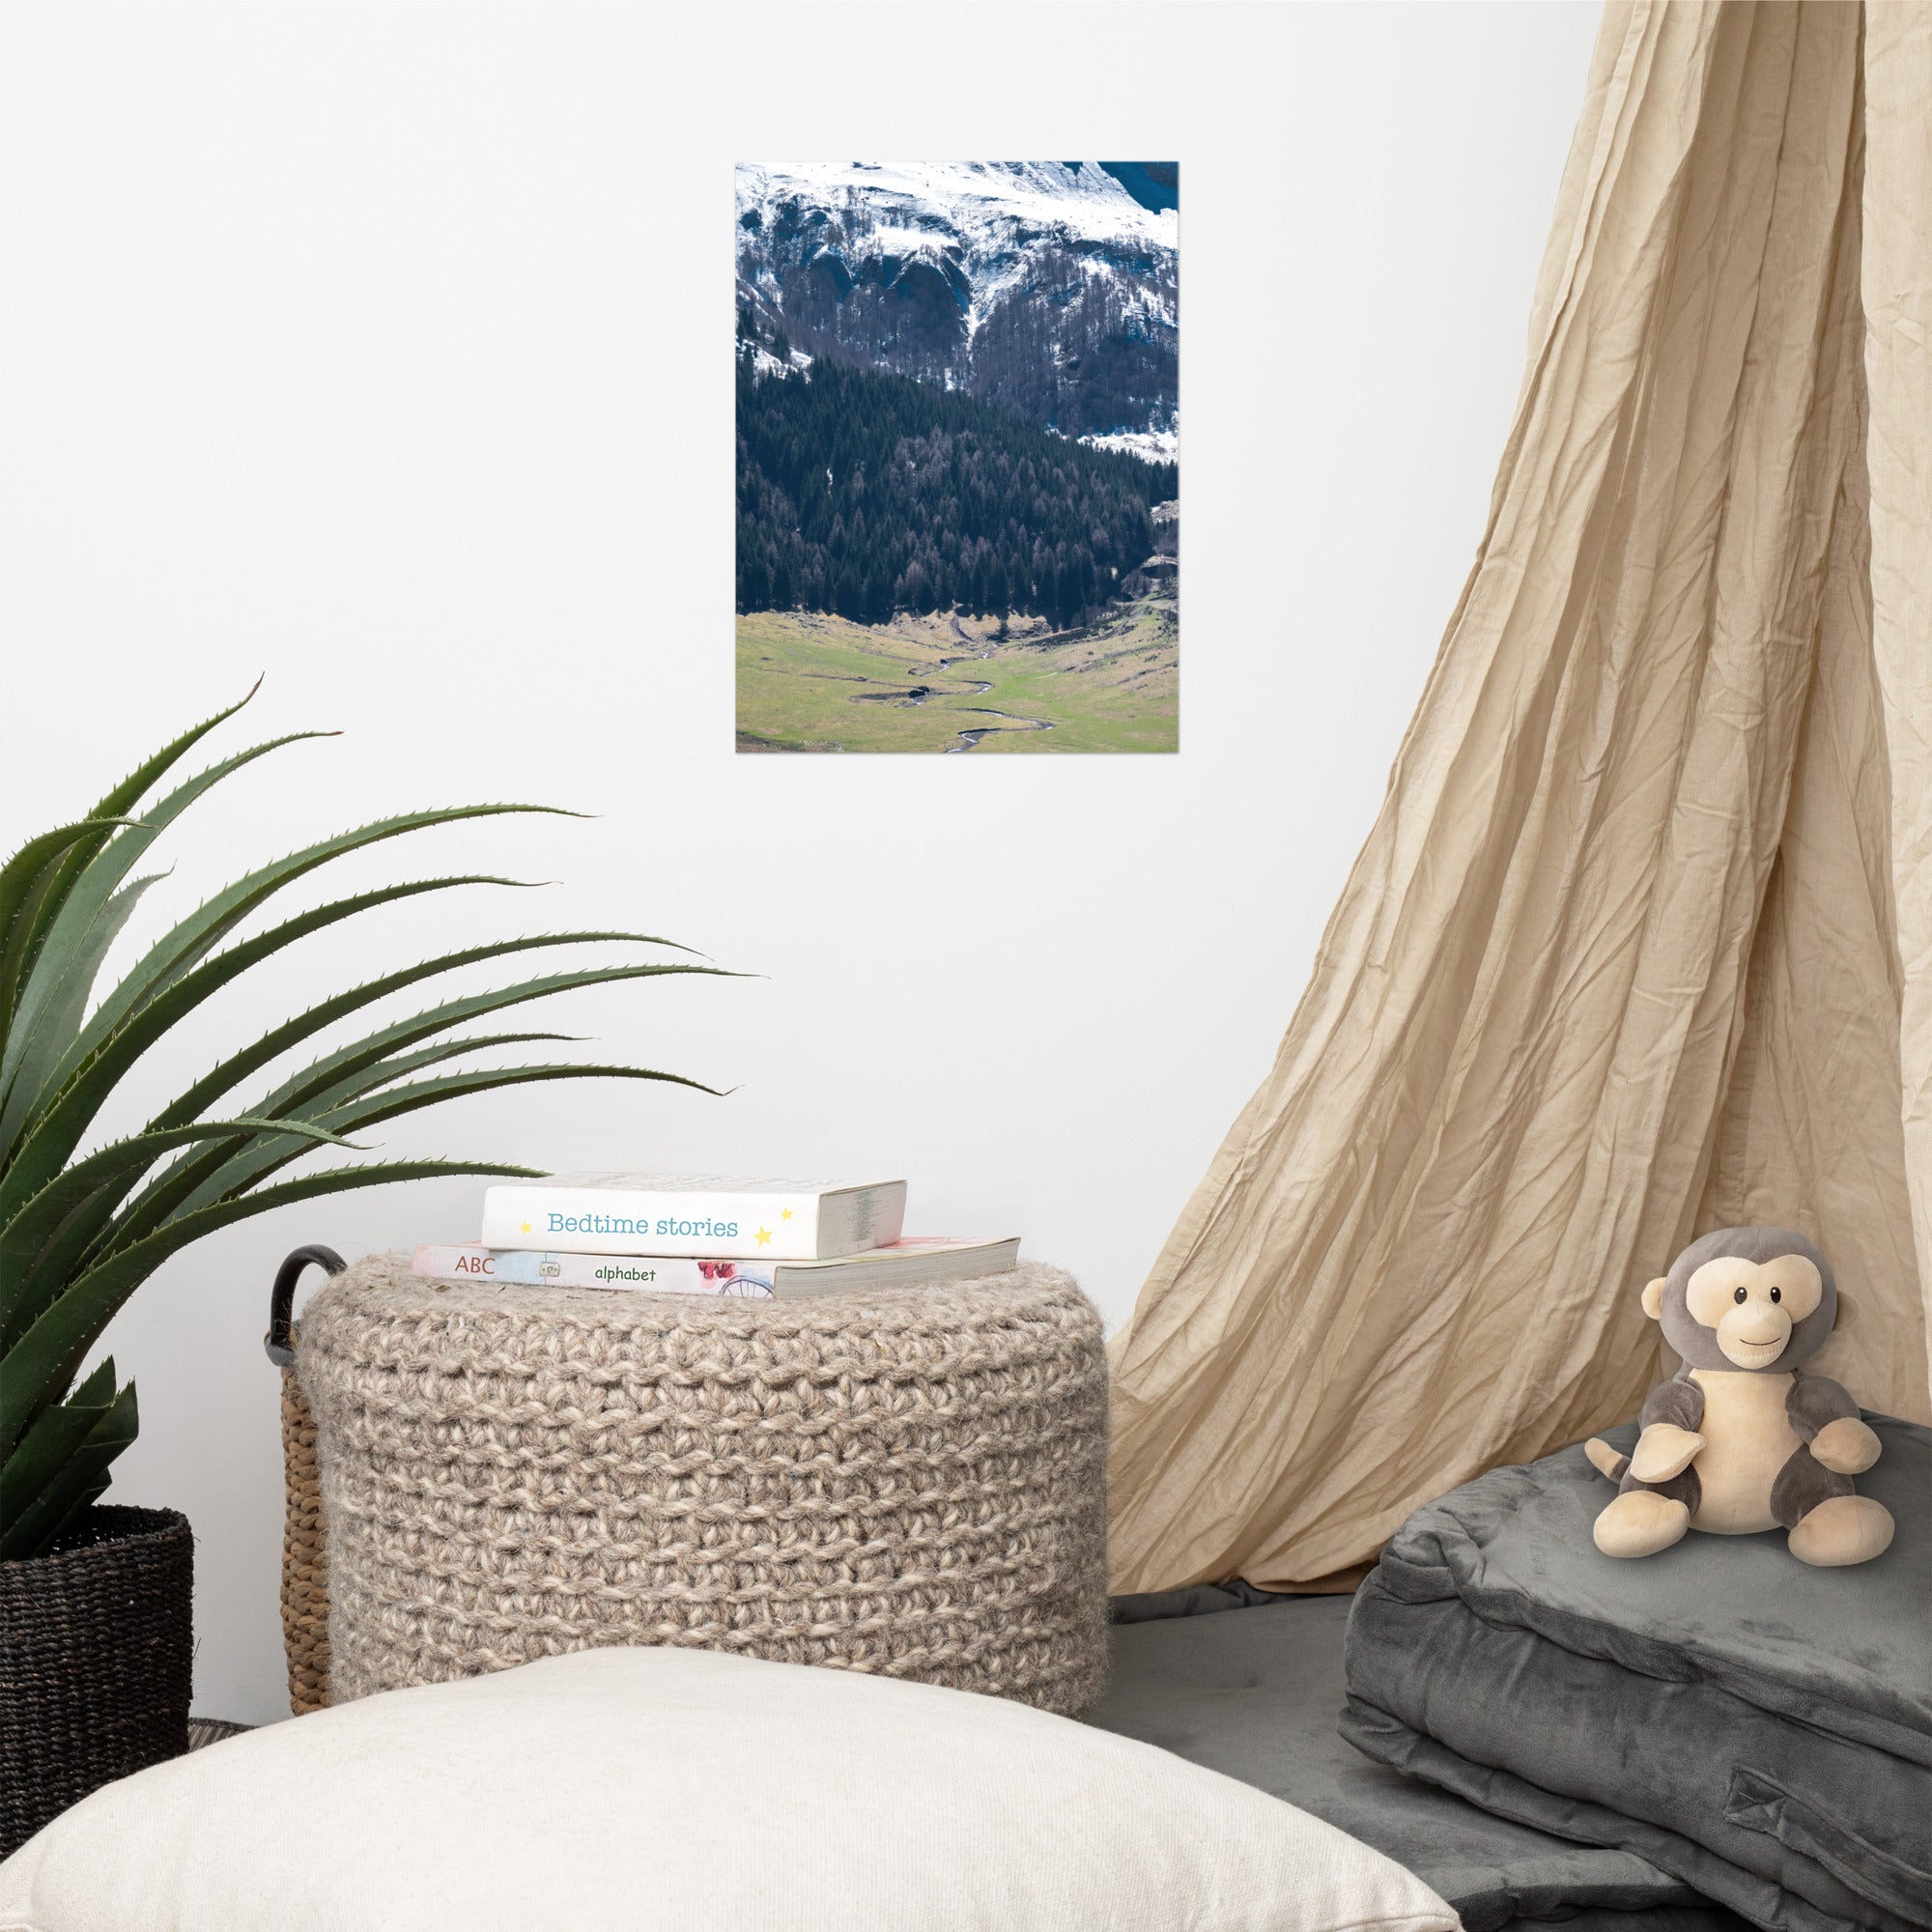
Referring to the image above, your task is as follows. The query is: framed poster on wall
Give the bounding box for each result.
[734,161,1179,754]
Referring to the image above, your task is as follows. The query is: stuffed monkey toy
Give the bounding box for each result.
[1587,1227,1894,1567]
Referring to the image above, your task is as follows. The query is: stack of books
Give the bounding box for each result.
[413,1176,1019,1300]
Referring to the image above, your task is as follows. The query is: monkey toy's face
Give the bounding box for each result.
[1641,1226,1837,1373]
[1679,1252,1822,1368]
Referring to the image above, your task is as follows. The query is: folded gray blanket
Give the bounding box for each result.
[1342,1417,1931,1932]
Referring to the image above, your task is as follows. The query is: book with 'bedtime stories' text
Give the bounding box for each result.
[477,1176,907,1260]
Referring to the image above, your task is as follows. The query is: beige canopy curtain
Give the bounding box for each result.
[1108,0,1932,1598]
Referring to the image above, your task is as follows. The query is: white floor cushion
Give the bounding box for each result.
[0,1645,1459,1932]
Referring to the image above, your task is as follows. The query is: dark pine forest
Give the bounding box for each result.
[736,335,1178,630]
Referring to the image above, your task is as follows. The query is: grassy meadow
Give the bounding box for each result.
[735,600,1179,754]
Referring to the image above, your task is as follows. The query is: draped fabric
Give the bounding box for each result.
[1107,0,1932,1597]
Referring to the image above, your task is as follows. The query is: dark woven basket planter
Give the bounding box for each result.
[0,1505,193,1859]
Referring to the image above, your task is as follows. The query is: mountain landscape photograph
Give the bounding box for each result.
[735,161,1179,753]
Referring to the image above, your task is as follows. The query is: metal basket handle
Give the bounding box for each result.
[265,1245,347,1368]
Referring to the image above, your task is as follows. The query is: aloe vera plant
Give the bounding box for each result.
[0,689,724,1561]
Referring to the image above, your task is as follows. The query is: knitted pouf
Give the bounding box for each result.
[298,1254,1110,1717]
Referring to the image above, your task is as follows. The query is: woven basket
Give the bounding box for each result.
[266,1246,345,1717]
[0,1505,193,1858]
[297,1252,1111,1716]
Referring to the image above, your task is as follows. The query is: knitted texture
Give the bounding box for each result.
[298,1255,1110,1716]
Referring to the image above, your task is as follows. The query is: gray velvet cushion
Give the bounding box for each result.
[1094,1587,1752,1932]
[1341,1417,1931,1932]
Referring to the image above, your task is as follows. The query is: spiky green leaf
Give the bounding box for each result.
[148,934,701,1134]
[102,1031,580,1257]
[0,683,263,1035]
[0,728,336,1147]
[0,871,165,1149]
[62,803,587,1096]
[0,1378,138,1559]
[0,820,142,978]
[2,1160,541,1450]
[0,1115,358,1344]
[0,1357,119,1547]
[0,904,646,1225]
[156,1061,715,1225]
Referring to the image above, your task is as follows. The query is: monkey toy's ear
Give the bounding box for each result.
[1641,1277,1668,1321]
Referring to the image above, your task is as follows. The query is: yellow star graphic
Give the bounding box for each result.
[755,1226,774,1247]
[781,1208,793,1221]
[520,1221,531,1235]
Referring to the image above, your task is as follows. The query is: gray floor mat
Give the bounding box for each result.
[1094,1590,1754,1932]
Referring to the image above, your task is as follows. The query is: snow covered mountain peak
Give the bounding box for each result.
[736,161,1175,253]
[735,159,1179,453]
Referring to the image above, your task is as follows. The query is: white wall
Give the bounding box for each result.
[0,1,1599,1724]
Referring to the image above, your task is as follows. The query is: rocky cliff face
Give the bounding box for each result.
[735,162,1178,459]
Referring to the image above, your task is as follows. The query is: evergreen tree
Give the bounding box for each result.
[734,354,1175,623]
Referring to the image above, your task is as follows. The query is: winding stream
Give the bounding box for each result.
[945,710,1057,753]
[845,619,1050,748]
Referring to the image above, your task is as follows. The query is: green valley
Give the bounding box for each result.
[735,599,1178,754]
